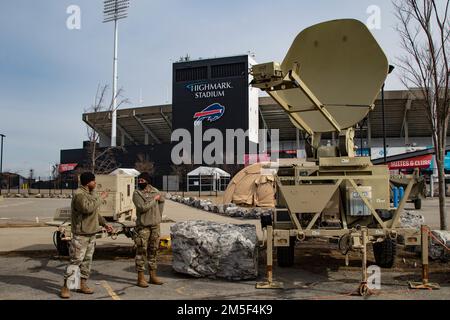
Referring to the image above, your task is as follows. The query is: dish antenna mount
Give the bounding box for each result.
[251,19,389,157]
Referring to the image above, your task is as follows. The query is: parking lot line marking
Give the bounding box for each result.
[100,280,120,300]
[0,202,35,208]
[175,286,185,295]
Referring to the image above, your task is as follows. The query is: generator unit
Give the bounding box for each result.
[47,174,138,255]
[95,174,136,223]
[346,186,372,217]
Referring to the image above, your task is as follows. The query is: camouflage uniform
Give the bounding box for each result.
[65,235,96,280]
[133,186,165,272]
[64,186,107,280]
[135,225,160,271]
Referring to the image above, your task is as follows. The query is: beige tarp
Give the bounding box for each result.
[254,175,276,207]
[223,159,315,208]
[222,162,278,207]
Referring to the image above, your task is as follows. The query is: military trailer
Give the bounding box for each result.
[46,174,137,255]
[250,19,422,295]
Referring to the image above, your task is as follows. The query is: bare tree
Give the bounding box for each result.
[85,84,130,174]
[51,164,59,180]
[393,0,450,230]
[134,153,155,175]
[93,148,121,174]
[51,163,59,189]
[170,163,195,177]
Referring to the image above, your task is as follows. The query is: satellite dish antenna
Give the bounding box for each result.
[252,19,389,136]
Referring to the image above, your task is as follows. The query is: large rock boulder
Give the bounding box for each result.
[225,206,239,216]
[429,230,450,261]
[171,220,259,280]
[400,211,425,228]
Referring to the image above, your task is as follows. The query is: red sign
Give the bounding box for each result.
[59,163,78,173]
[244,154,271,166]
[388,155,432,170]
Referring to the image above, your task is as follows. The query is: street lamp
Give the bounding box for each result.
[0,134,5,173]
[381,65,395,164]
[103,0,130,147]
[0,134,5,193]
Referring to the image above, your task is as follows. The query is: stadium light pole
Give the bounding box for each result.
[103,0,130,147]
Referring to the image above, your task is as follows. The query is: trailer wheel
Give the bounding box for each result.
[53,231,70,256]
[373,238,397,268]
[414,198,422,210]
[276,237,295,267]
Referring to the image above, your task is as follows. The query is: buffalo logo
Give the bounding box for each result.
[193,103,225,126]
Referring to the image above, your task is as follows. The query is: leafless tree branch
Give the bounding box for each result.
[83,84,130,174]
[393,0,450,230]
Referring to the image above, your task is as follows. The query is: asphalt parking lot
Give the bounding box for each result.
[0,244,449,300]
[0,197,449,300]
[0,197,70,225]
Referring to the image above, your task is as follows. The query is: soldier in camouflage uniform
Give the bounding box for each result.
[133,172,165,287]
[60,172,112,299]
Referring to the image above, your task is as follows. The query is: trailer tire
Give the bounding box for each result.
[54,231,70,256]
[373,238,397,268]
[414,198,422,210]
[276,237,295,267]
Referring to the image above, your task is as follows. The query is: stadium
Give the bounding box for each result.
[60,54,442,190]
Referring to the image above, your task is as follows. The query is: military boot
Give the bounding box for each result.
[149,270,164,285]
[137,271,149,288]
[79,278,94,294]
[60,280,70,299]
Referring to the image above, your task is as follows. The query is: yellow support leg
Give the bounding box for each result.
[256,226,284,289]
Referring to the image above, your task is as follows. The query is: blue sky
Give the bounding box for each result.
[0,0,407,177]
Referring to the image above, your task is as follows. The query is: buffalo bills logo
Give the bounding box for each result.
[193,103,225,126]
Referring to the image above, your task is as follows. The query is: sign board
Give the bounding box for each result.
[388,154,433,170]
[58,163,78,173]
[172,55,255,163]
[371,147,428,160]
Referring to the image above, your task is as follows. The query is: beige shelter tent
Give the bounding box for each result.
[223,159,310,207]
[222,162,276,207]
